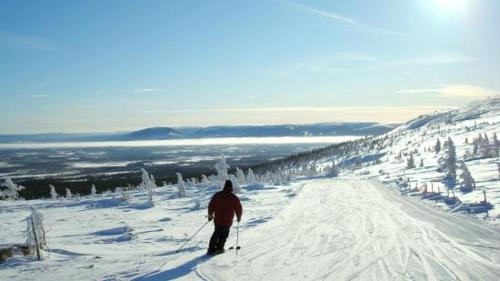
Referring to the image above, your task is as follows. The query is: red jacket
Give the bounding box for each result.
[208,187,242,226]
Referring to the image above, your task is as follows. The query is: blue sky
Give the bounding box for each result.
[1,0,499,133]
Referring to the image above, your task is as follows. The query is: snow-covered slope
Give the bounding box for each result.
[1,178,499,280]
[316,97,500,221]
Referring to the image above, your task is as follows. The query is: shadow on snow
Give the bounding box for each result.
[133,255,209,281]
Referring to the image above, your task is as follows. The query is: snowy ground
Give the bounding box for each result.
[2,177,499,280]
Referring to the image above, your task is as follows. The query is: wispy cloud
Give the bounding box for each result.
[395,55,474,67]
[278,0,407,36]
[0,32,60,52]
[281,53,473,75]
[32,94,51,98]
[135,88,161,93]
[398,84,499,98]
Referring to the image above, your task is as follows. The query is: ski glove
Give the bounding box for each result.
[208,215,213,222]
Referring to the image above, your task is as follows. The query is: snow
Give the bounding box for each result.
[1,98,499,280]
[1,178,499,280]
[319,97,500,221]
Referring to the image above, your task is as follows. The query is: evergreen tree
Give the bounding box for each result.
[438,137,457,189]
[50,185,58,199]
[434,138,441,154]
[1,178,25,200]
[91,185,97,197]
[458,161,475,193]
[230,175,241,193]
[236,167,246,185]
[246,168,256,184]
[65,188,72,199]
[215,154,230,183]
[139,169,156,203]
[406,154,416,169]
[326,161,339,177]
[201,174,211,187]
[176,172,186,197]
[493,133,500,156]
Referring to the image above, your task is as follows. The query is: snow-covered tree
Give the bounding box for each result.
[176,172,186,197]
[246,168,256,184]
[434,138,441,154]
[201,174,211,187]
[114,187,128,201]
[236,168,246,185]
[26,207,47,260]
[215,155,230,183]
[91,184,97,197]
[140,169,156,203]
[493,133,500,156]
[458,161,475,193]
[326,161,339,177]
[230,175,241,193]
[478,134,496,158]
[49,185,58,199]
[65,188,72,199]
[406,154,415,169]
[438,137,457,189]
[1,178,25,200]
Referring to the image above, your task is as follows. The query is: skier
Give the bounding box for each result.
[207,180,242,255]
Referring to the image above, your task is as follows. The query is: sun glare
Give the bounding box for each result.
[435,0,467,12]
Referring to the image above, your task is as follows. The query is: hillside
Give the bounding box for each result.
[260,97,500,220]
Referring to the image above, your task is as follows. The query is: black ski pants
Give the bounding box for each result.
[208,224,230,252]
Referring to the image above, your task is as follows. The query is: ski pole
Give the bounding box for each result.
[176,220,210,253]
[235,221,240,255]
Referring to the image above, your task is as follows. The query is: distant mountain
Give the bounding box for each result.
[0,122,398,143]
[180,123,397,138]
[123,127,181,140]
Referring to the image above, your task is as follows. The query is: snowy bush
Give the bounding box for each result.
[215,154,230,183]
[139,169,156,204]
[91,184,97,197]
[49,185,58,199]
[326,161,339,177]
[1,178,25,200]
[201,174,211,187]
[65,188,72,199]
[236,167,246,185]
[176,172,186,198]
[230,175,241,193]
[26,207,47,260]
[114,187,129,201]
[246,168,256,184]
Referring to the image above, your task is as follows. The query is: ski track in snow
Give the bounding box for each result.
[192,179,500,281]
[2,178,500,280]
